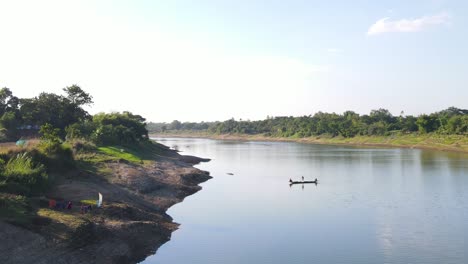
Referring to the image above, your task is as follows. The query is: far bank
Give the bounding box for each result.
[150,132,468,154]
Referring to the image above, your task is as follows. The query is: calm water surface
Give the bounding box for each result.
[143,138,468,264]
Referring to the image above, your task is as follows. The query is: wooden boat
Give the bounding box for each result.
[289,180,317,185]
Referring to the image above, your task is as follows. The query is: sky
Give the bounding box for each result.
[0,0,467,122]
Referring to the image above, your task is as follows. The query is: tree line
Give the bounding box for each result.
[0,86,149,145]
[148,107,468,137]
[0,85,150,196]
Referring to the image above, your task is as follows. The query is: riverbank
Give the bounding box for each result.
[0,141,211,264]
[150,132,468,154]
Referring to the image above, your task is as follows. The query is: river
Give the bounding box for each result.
[143,137,468,264]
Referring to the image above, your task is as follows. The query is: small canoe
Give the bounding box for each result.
[289,180,317,185]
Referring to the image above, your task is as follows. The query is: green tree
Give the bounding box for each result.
[92,112,148,145]
[400,116,418,132]
[0,88,21,140]
[63,85,93,106]
[170,120,182,130]
[0,88,19,116]
[416,114,439,133]
[0,112,20,140]
[370,108,395,124]
[446,115,468,134]
[20,87,92,132]
[39,123,62,144]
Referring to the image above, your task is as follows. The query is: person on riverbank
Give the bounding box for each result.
[289,178,292,183]
[302,176,304,182]
[48,199,56,208]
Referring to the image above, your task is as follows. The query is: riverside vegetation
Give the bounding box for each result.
[0,86,211,263]
[148,108,468,152]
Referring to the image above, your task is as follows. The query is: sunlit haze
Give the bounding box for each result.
[1,0,467,122]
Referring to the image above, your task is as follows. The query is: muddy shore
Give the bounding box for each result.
[0,144,211,264]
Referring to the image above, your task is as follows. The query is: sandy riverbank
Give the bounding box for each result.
[0,143,211,264]
[151,133,468,154]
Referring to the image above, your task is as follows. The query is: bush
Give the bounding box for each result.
[39,123,62,143]
[37,123,75,171]
[91,112,148,145]
[69,139,96,154]
[65,121,96,141]
[0,153,48,195]
[36,142,75,172]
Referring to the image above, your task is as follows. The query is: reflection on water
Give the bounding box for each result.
[143,138,468,264]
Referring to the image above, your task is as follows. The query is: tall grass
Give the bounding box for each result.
[0,153,48,195]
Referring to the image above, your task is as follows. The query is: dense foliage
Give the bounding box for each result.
[0,85,150,197]
[64,112,149,145]
[148,107,468,137]
[0,86,149,145]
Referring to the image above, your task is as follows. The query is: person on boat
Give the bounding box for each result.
[315,178,317,182]
[289,178,292,183]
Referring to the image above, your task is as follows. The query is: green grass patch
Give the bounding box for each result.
[37,208,86,230]
[95,142,169,164]
[97,146,142,163]
[75,152,116,163]
[309,133,468,152]
[36,208,91,241]
[80,199,97,206]
[73,141,170,179]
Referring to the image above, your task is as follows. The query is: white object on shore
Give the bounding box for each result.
[97,192,103,207]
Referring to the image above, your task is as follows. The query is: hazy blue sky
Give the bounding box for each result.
[1,0,467,122]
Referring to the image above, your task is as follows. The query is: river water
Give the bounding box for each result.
[143,138,468,264]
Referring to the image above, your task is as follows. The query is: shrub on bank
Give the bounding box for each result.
[0,153,48,195]
[36,141,75,172]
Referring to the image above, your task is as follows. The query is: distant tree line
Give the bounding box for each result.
[147,107,468,137]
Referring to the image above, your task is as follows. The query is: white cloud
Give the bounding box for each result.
[367,12,450,35]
